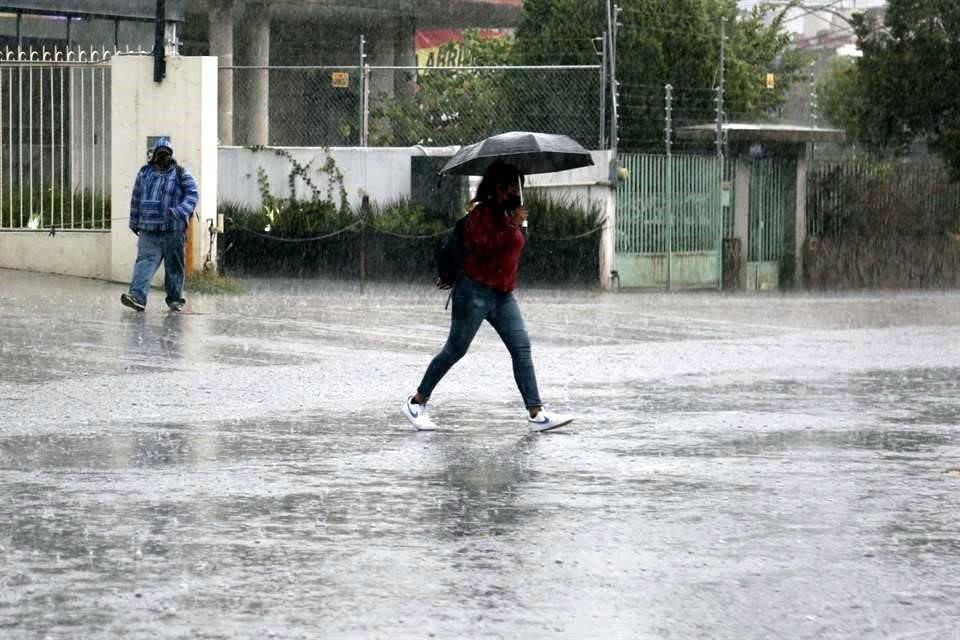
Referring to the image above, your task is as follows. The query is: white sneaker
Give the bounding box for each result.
[403,396,437,431]
[528,409,574,433]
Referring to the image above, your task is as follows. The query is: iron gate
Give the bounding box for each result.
[0,47,112,231]
[746,157,792,289]
[615,153,723,289]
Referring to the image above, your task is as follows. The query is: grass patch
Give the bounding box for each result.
[185,269,248,295]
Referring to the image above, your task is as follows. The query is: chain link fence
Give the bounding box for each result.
[224,63,605,149]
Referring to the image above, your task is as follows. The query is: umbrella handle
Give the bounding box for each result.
[518,176,528,229]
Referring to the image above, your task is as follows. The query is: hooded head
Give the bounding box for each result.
[150,137,174,169]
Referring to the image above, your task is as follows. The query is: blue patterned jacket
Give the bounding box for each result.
[129,139,199,233]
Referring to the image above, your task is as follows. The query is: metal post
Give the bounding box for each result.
[665,83,673,291]
[153,0,166,82]
[809,67,818,161]
[716,17,725,158]
[359,34,367,147]
[359,195,369,292]
[362,63,370,147]
[599,31,607,149]
[716,18,726,290]
[607,4,620,156]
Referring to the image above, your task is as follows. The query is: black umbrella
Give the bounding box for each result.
[439,131,595,176]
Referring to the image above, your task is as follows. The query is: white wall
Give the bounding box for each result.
[217,146,461,210]
[0,231,111,279]
[110,55,219,284]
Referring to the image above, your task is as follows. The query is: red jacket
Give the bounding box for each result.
[462,201,526,293]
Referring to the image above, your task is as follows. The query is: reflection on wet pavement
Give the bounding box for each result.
[1,269,960,638]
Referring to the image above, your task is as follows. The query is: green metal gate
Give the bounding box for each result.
[616,154,723,289]
[747,158,792,290]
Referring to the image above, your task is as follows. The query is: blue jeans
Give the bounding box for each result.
[128,225,186,306]
[417,276,542,409]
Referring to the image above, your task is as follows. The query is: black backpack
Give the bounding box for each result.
[436,214,469,289]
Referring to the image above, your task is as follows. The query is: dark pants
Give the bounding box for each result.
[417,276,542,409]
[128,224,186,306]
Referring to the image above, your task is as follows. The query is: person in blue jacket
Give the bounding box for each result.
[121,137,199,312]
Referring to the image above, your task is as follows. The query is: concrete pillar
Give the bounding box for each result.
[209,0,236,145]
[599,151,617,290]
[368,29,395,102]
[111,56,219,284]
[733,155,751,290]
[793,151,808,288]
[393,17,416,99]
[244,2,270,146]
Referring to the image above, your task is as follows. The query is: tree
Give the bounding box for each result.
[816,56,872,140]
[517,0,808,151]
[369,31,516,146]
[842,1,960,175]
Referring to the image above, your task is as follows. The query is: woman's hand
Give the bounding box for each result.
[509,206,528,228]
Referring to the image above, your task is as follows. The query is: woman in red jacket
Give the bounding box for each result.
[403,161,573,432]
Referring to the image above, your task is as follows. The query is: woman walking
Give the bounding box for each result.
[403,161,573,432]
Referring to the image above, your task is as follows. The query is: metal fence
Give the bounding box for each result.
[0,47,113,231]
[224,63,605,149]
[807,157,960,238]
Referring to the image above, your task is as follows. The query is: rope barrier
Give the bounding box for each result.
[30,217,605,242]
[367,227,450,239]
[229,220,362,242]
[224,220,605,243]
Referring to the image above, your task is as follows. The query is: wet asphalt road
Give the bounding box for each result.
[1,268,959,639]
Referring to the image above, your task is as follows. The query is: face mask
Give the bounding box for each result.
[503,193,522,211]
[155,152,172,169]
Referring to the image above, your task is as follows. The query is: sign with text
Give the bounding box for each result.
[415,29,509,68]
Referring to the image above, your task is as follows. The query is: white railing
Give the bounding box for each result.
[0,46,145,231]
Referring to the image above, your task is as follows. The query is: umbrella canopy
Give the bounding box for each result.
[439,131,595,176]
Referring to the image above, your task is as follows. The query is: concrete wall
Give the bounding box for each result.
[110,55,219,284]
[217,146,615,287]
[0,231,110,279]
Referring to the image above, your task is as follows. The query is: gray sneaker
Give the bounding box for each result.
[167,301,184,312]
[120,293,145,312]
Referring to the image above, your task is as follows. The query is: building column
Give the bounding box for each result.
[792,150,808,288]
[393,16,416,99]
[733,154,751,290]
[368,30,395,102]
[243,2,270,146]
[209,0,236,145]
